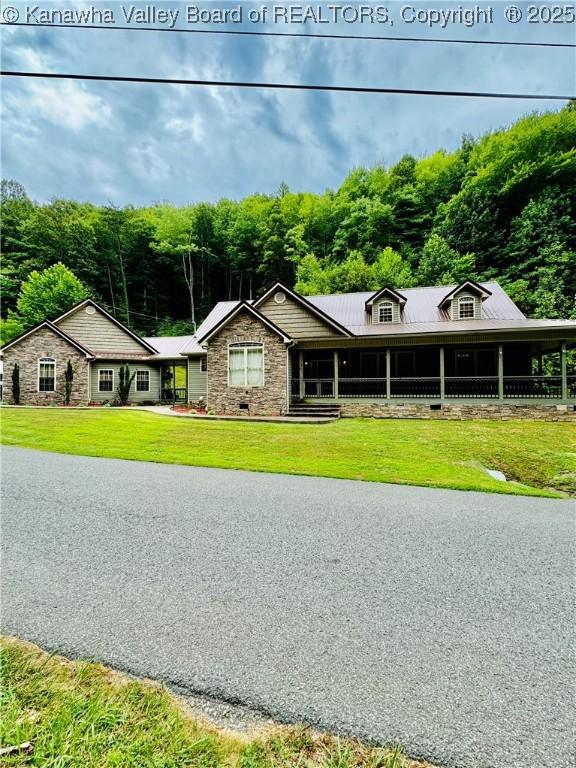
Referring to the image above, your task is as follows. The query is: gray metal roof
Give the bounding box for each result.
[173,283,576,348]
[144,334,204,358]
[307,282,523,327]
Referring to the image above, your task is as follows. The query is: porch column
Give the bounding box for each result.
[498,344,504,401]
[298,351,304,399]
[561,341,568,401]
[439,346,445,400]
[333,350,339,399]
[386,349,391,400]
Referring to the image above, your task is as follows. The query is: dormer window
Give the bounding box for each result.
[378,302,394,323]
[458,296,475,319]
[365,287,406,325]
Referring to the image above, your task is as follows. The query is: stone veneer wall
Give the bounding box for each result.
[207,311,288,415]
[339,401,576,421]
[2,327,90,406]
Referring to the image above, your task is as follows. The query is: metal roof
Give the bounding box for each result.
[307,282,524,328]
[170,282,576,349]
[143,334,203,358]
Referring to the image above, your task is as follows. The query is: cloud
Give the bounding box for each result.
[1,0,573,205]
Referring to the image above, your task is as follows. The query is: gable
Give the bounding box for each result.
[258,293,342,340]
[55,305,153,356]
[1,320,94,357]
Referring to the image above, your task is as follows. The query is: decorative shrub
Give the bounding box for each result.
[64,359,74,405]
[117,364,135,405]
[11,363,20,405]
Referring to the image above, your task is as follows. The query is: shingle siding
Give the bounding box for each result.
[57,306,149,355]
[259,294,340,339]
[187,356,207,403]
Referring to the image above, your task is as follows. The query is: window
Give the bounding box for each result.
[229,343,263,387]
[378,301,394,323]
[38,358,55,392]
[200,357,207,372]
[458,296,475,319]
[98,369,114,392]
[136,370,149,392]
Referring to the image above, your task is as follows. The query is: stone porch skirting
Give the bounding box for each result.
[339,401,576,421]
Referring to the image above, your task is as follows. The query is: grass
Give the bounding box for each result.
[1,408,575,497]
[0,636,428,768]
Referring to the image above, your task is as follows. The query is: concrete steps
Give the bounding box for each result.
[286,402,341,419]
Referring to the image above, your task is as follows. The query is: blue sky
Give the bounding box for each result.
[1,1,574,205]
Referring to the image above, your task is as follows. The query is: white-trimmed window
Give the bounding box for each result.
[38,358,56,392]
[136,370,150,392]
[200,357,207,373]
[98,369,114,392]
[378,301,394,323]
[229,343,264,387]
[458,296,475,319]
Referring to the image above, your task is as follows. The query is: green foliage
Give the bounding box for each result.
[15,262,89,327]
[64,359,74,406]
[1,106,574,328]
[11,363,20,405]
[117,364,135,406]
[0,315,24,346]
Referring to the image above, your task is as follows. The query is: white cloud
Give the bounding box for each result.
[165,115,204,142]
[24,81,112,131]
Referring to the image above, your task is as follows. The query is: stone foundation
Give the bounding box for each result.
[339,401,576,421]
[2,327,90,406]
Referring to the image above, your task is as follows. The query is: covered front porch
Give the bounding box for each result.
[290,341,575,403]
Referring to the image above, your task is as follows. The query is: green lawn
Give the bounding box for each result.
[0,636,421,768]
[1,408,574,496]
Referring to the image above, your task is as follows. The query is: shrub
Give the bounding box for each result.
[11,363,20,405]
[64,360,74,405]
[117,364,135,406]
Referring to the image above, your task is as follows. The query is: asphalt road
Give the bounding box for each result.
[1,447,574,768]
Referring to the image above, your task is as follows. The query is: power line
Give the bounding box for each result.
[2,20,574,49]
[1,70,572,100]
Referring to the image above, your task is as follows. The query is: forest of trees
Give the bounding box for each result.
[1,104,575,343]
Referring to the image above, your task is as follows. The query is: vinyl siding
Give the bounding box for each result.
[57,307,150,355]
[259,295,340,339]
[371,300,401,324]
[187,356,207,402]
[450,293,482,320]
[90,362,161,402]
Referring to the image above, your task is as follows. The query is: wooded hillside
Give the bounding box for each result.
[2,104,574,338]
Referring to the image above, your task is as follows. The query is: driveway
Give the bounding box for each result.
[1,447,573,768]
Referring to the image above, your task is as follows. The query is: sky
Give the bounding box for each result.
[1,0,575,206]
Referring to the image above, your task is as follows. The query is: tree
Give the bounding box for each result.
[11,363,20,405]
[117,364,135,405]
[372,247,414,288]
[64,360,74,405]
[16,263,88,327]
[418,234,475,286]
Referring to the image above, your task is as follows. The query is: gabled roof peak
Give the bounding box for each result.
[365,286,408,310]
[53,298,158,354]
[438,280,492,308]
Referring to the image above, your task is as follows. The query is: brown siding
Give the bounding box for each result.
[57,306,149,355]
[2,327,90,405]
[259,294,340,339]
[207,309,288,415]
